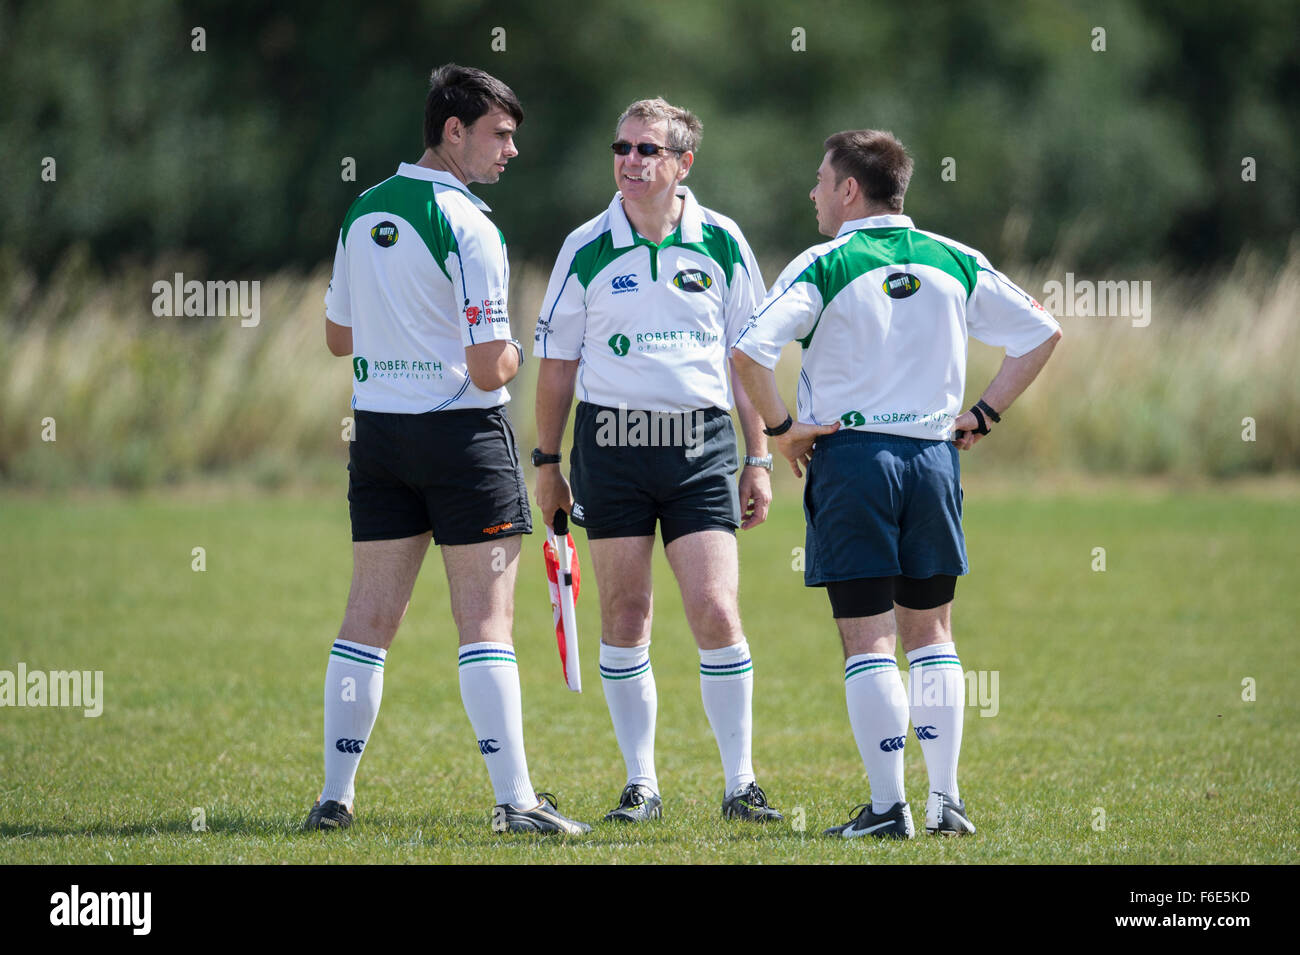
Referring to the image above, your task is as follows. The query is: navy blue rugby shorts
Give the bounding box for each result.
[802,429,968,586]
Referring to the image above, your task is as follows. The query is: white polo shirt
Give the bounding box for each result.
[324,163,516,413]
[533,187,763,413]
[732,214,1060,440]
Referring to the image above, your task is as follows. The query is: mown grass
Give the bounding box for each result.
[0,486,1295,863]
[2,247,1298,489]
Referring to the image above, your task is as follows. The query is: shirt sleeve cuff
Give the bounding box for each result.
[732,337,780,370]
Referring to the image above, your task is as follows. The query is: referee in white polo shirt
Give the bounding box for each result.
[533,98,782,824]
[310,64,588,835]
[733,129,1061,840]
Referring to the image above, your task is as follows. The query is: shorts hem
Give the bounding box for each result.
[661,520,737,547]
[351,527,432,543]
[583,521,658,540]
[435,524,532,546]
[805,566,967,587]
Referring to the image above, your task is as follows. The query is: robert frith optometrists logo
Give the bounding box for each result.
[353,356,443,381]
[608,328,720,356]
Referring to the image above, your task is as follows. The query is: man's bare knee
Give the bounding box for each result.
[836,610,897,658]
[896,602,953,653]
[605,594,652,646]
[687,594,742,649]
[339,601,408,648]
[441,538,520,646]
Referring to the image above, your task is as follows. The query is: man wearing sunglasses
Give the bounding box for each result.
[533,98,782,825]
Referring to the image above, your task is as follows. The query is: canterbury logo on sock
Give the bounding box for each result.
[915,725,939,740]
[879,736,906,752]
[335,737,365,754]
[478,738,500,755]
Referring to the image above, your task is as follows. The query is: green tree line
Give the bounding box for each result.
[2,0,1296,287]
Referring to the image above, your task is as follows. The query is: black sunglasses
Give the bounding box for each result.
[611,141,685,157]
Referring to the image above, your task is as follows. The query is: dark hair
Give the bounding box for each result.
[822,129,913,212]
[423,64,523,149]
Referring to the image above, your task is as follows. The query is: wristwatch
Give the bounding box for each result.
[506,338,525,367]
[743,454,773,471]
[531,448,562,467]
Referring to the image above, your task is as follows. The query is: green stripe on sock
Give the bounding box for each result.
[845,662,895,679]
[330,649,384,668]
[457,655,516,666]
[700,665,753,677]
[601,665,650,681]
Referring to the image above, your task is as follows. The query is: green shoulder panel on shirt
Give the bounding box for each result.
[889,229,979,297]
[340,177,458,281]
[680,223,744,278]
[794,227,979,347]
[568,231,622,288]
[568,221,744,289]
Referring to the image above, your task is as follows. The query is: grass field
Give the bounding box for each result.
[1,484,1296,863]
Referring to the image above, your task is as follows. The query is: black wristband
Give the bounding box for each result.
[969,404,990,435]
[531,448,562,467]
[976,399,1001,423]
[762,414,793,437]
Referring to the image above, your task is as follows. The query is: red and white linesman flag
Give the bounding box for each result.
[544,509,582,692]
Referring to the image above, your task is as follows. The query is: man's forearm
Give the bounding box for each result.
[535,357,580,452]
[731,350,789,430]
[979,330,1062,414]
[464,339,521,392]
[729,354,768,457]
[325,318,353,357]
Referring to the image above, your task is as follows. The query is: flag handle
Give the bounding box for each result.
[551,509,580,693]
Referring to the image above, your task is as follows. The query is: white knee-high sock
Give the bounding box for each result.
[699,640,755,795]
[599,642,659,793]
[844,653,909,813]
[457,642,536,809]
[320,638,386,807]
[905,642,964,800]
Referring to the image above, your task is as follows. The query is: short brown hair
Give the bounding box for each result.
[424,64,523,149]
[823,130,913,212]
[615,97,703,153]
